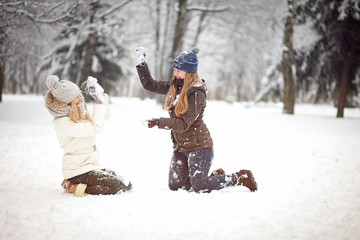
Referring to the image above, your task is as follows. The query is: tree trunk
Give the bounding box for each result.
[0,25,3,102]
[193,11,207,46]
[168,0,190,79]
[76,2,99,85]
[336,59,350,118]
[159,0,173,80]
[282,0,295,114]
[0,62,3,103]
[76,34,97,85]
[22,64,26,94]
[154,0,162,79]
[171,0,188,58]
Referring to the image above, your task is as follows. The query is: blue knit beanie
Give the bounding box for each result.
[173,47,200,73]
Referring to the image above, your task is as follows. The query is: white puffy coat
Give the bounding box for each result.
[45,92,109,179]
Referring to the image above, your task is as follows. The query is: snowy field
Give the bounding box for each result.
[1,94,360,240]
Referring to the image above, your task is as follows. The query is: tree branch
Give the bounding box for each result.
[186,6,229,13]
[0,2,23,7]
[40,0,66,18]
[97,0,133,19]
[3,3,79,24]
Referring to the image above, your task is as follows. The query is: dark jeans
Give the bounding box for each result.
[68,169,132,195]
[168,147,236,193]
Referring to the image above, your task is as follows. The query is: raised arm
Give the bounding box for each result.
[136,63,171,95]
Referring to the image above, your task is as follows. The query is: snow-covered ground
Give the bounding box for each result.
[1,94,360,240]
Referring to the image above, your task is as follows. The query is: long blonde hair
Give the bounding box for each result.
[69,101,93,123]
[164,72,202,117]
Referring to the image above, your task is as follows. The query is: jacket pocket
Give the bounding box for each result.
[181,134,196,147]
[196,131,210,144]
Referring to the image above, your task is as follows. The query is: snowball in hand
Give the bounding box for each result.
[136,47,147,64]
[86,76,104,93]
[85,76,105,103]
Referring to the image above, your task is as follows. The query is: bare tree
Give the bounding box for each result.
[0,11,4,102]
[0,1,45,97]
[137,0,228,98]
[167,0,228,80]
[0,61,3,102]
[201,0,285,101]
[282,0,296,114]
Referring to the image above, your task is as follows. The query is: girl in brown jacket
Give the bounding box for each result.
[136,47,257,193]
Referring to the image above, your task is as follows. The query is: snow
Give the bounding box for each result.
[1,94,360,240]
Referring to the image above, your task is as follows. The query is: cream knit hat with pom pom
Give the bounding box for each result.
[46,75,81,104]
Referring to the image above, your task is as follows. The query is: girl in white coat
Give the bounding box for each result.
[45,75,131,196]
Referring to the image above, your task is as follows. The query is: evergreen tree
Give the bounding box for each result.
[1,0,133,96]
[36,0,133,95]
[295,0,360,117]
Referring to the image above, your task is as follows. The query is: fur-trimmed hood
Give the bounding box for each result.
[45,91,71,119]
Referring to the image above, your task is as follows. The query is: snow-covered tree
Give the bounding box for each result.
[1,0,133,97]
[206,0,286,101]
[295,0,360,117]
[0,0,45,100]
[35,0,133,95]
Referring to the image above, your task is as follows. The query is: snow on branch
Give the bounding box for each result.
[3,2,79,24]
[0,2,23,7]
[40,1,66,18]
[186,6,229,13]
[97,0,133,19]
[338,0,350,20]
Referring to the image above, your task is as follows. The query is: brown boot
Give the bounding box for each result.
[235,170,257,192]
[61,179,70,190]
[209,168,225,177]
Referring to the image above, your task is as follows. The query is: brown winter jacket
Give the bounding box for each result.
[136,64,213,152]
